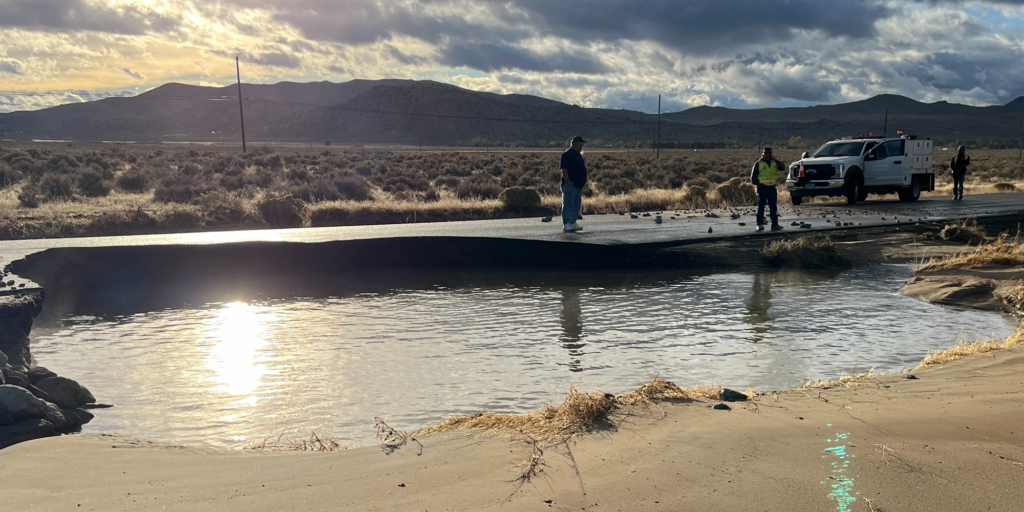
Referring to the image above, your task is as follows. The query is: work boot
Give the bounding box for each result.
[564,223,575,232]
[770,224,784,231]
[756,225,764,231]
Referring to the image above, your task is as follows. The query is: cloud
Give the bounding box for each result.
[2,0,1024,114]
[123,67,145,80]
[0,0,178,34]
[439,42,609,73]
[0,88,136,113]
[0,58,25,75]
[248,52,302,69]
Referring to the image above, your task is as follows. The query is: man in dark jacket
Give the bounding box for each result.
[750,147,785,231]
[949,145,970,201]
[560,136,587,232]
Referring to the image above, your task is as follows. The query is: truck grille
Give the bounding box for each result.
[792,164,837,184]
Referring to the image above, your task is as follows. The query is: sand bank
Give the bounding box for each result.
[2,341,1022,512]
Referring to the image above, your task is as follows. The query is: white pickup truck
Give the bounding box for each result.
[786,135,935,205]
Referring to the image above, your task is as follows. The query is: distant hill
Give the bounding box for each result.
[1,80,1022,145]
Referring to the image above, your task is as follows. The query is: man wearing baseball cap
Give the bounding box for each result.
[560,136,588,232]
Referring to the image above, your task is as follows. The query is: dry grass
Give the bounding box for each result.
[761,235,851,269]
[925,179,1024,199]
[919,323,1024,367]
[798,369,877,390]
[938,219,988,245]
[246,432,347,452]
[916,234,1024,272]
[995,281,1024,316]
[416,379,719,441]
[308,193,503,226]
[416,386,617,440]
[617,378,722,405]
[0,145,1021,240]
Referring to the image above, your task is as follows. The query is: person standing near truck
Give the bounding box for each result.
[950,145,970,201]
[750,147,785,231]
[560,136,587,232]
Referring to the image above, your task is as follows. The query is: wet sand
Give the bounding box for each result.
[2,340,1022,512]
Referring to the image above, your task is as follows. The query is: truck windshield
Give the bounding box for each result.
[812,142,865,157]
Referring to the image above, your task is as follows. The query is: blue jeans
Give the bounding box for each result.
[756,185,778,226]
[561,184,582,225]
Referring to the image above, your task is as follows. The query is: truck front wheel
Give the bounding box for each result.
[845,172,863,205]
[791,195,803,205]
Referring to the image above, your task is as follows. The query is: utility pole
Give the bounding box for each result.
[1019,117,1023,161]
[655,95,663,158]
[883,108,888,137]
[236,56,247,153]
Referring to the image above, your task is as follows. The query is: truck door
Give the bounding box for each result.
[882,140,906,186]
[863,143,889,186]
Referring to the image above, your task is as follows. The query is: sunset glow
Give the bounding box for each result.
[1,1,1023,113]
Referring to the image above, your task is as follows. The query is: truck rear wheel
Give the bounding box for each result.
[898,177,921,202]
[791,195,803,205]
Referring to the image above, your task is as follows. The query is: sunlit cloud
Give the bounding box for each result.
[0,0,1023,113]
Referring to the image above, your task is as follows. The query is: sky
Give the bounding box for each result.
[1,0,1024,114]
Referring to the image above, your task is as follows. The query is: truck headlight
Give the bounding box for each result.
[834,163,845,176]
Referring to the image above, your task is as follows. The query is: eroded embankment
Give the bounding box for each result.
[0,274,99,448]
[902,223,1024,314]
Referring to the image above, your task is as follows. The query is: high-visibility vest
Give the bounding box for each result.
[758,161,782,185]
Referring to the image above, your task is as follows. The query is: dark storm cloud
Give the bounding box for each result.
[220,0,520,45]
[493,0,890,54]
[900,51,1024,98]
[217,0,889,53]
[440,42,610,73]
[249,52,302,68]
[754,72,841,102]
[0,0,178,34]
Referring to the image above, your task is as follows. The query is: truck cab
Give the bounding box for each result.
[786,135,935,205]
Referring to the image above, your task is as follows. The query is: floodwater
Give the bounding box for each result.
[30,265,1016,449]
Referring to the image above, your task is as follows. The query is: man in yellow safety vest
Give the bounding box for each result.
[750,147,785,231]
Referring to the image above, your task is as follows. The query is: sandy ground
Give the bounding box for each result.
[2,344,1023,512]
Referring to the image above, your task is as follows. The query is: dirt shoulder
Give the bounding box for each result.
[2,344,1022,512]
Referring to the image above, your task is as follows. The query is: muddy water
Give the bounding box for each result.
[30,265,1016,449]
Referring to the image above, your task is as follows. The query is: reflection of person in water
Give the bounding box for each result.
[746,273,772,343]
[559,289,585,372]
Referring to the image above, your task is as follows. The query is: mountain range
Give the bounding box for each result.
[1,80,1022,145]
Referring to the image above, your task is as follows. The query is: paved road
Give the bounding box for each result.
[1,193,1022,264]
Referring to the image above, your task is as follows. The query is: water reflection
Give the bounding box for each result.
[746,273,773,343]
[559,290,586,372]
[206,302,274,398]
[28,265,1019,449]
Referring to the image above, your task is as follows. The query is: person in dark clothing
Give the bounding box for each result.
[750,147,785,231]
[949,145,971,201]
[560,136,587,232]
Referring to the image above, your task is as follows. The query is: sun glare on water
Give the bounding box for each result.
[206,302,276,398]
